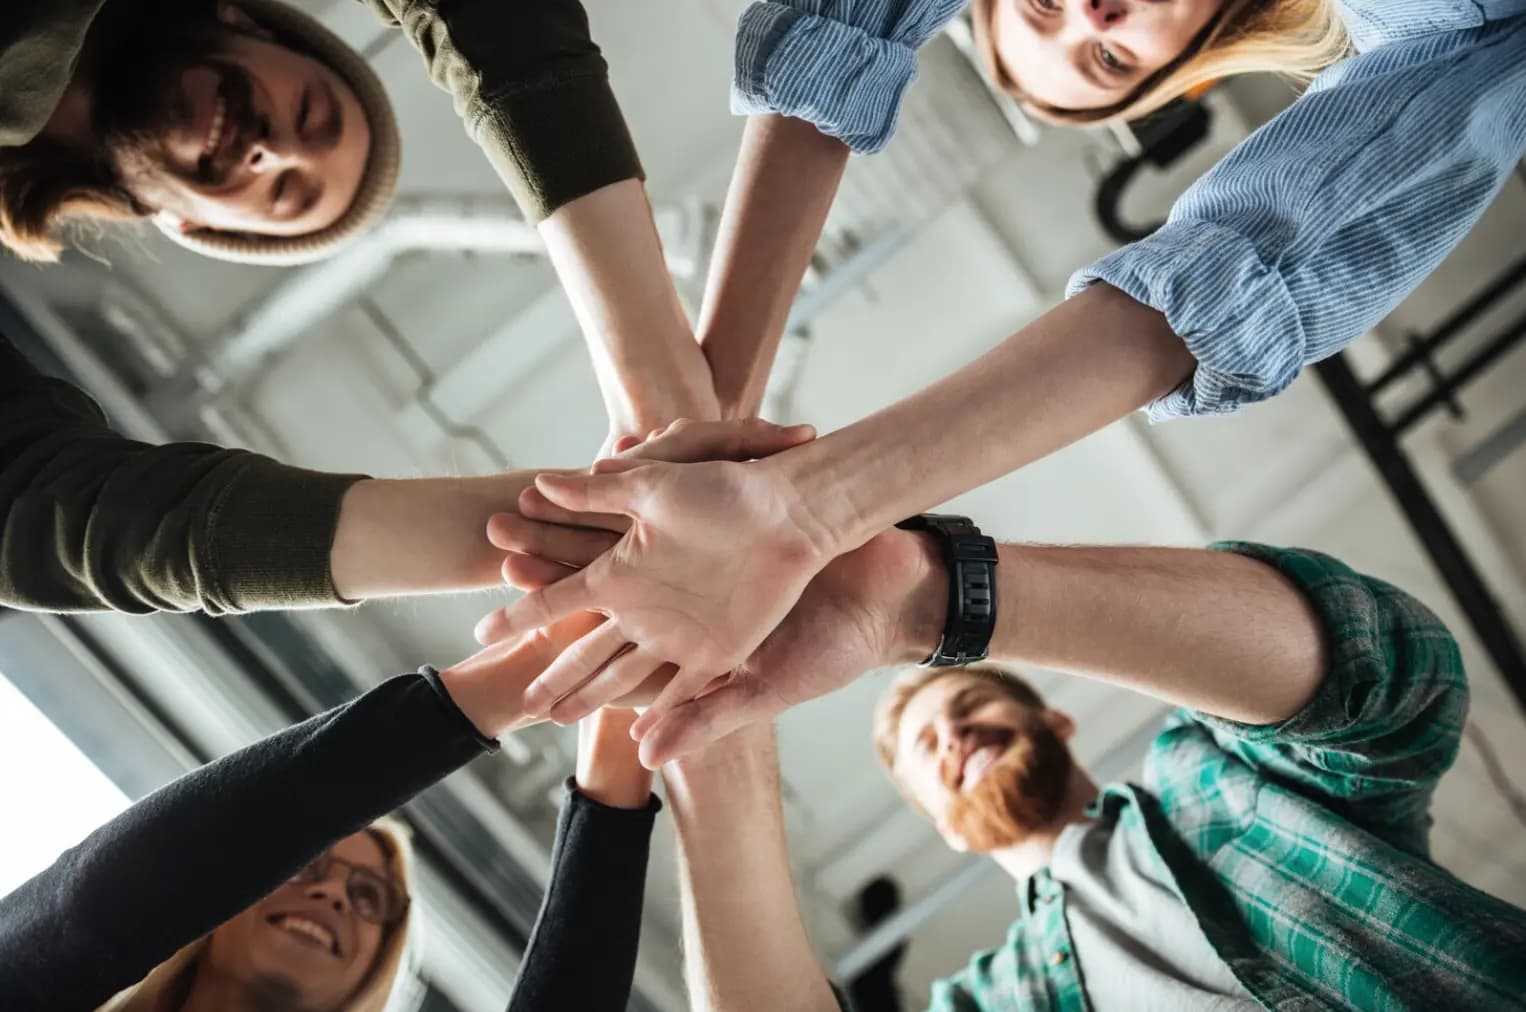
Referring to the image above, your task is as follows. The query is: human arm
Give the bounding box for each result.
[700,0,969,417]
[0,612,599,1010]
[664,723,842,1012]
[505,709,658,1012]
[357,1,717,442]
[538,180,719,443]
[697,115,847,419]
[1068,15,1526,419]
[493,284,1194,726]
[0,336,571,612]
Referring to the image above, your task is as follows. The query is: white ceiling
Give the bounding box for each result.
[5,0,1526,1007]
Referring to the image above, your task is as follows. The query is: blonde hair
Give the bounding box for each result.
[971,0,1351,126]
[97,817,416,1012]
[873,663,1046,778]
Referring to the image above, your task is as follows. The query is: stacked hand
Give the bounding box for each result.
[477,419,946,767]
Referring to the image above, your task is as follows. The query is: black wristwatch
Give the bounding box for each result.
[895,513,998,667]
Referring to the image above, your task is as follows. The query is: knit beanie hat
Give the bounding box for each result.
[157,0,401,266]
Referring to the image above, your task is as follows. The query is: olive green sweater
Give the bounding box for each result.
[1,0,643,613]
[3,0,643,220]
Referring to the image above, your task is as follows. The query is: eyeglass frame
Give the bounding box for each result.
[286,849,410,926]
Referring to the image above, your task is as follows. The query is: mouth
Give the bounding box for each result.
[196,71,251,185]
[265,913,341,958]
[200,90,227,162]
[954,728,1014,792]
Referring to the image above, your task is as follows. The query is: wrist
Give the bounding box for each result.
[890,531,949,664]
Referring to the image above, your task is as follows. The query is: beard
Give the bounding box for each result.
[89,10,248,200]
[944,716,1073,853]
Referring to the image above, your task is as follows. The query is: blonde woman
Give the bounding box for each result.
[0,612,661,1012]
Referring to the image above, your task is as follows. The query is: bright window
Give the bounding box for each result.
[0,672,130,897]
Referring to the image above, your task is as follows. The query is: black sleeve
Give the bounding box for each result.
[506,778,660,1012]
[0,668,495,1012]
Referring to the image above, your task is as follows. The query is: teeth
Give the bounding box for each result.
[275,915,337,954]
[962,745,1002,790]
[202,95,226,158]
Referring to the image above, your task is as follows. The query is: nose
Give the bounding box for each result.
[1083,0,1129,30]
[306,883,349,914]
[245,124,302,174]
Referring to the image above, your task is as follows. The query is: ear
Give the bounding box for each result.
[217,2,275,40]
[1042,708,1076,742]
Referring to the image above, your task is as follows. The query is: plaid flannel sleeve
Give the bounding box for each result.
[1193,543,1469,857]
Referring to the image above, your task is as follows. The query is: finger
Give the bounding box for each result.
[618,418,816,465]
[517,488,631,533]
[482,569,595,646]
[487,513,619,566]
[535,469,648,516]
[637,684,773,767]
[588,456,650,476]
[610,662,679,709]
[548,645,664,726]
[611,434,642,454]
[500,554,575,592]
[522,622,633,718]
[628,666,719,738]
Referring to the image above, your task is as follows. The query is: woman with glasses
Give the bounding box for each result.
[0,609,662,1012]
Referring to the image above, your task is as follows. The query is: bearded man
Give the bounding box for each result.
[492,495,1526,1009]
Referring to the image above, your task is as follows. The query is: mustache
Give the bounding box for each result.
[945,720,1071,852]
[197,62,257,187]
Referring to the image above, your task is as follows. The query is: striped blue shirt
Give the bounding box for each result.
[733,0,1526,419]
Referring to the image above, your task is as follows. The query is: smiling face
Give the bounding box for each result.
[202,830,397,1010]
[989,0,1224,111]
[92,3,371,238]
[887,671,1075,853]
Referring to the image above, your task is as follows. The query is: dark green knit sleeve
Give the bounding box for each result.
[356,0,644,221]
[0,336,364,614]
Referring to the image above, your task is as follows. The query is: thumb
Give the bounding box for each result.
[535,467,648,516]
[636,683,776,768]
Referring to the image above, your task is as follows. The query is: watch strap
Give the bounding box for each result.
[895,513,998,667]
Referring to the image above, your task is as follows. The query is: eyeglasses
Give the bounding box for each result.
[287,851,410,925]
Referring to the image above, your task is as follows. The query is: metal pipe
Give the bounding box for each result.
[1367,254,1526,396]
[1454,405,1526,485]
[199,195,539,382]
[1390,309,1526,435]
[1315,353,1526,710]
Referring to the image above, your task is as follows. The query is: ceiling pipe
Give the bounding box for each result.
[193,194,541,388]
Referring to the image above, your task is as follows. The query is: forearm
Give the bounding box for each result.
[539,180,719,439]
[330,471,557,600]
[899,538,1328,724]
[775,283,1196,554]
[665,726,838,1012]
[698,115,850,418]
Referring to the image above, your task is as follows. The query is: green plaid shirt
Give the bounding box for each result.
[928,544,1526,1011]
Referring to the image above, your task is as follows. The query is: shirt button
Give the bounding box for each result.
[1040,892,1059,905]
[1049,950,1069,967]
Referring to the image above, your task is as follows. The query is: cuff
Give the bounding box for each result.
[203,458,367,614]
[1067,220,1307,421]
[421,665,503,754]
[732,2,918,153]
[563,777,663,820]
[474,74,644,222]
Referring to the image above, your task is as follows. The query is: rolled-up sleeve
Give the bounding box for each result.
[732,0,967,152]
[1069,16,1526,420]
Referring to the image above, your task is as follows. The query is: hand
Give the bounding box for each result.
[488,511,945,766]
[483,421,836,735]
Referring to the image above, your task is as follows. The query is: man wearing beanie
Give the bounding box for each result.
[1,0,723,616]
